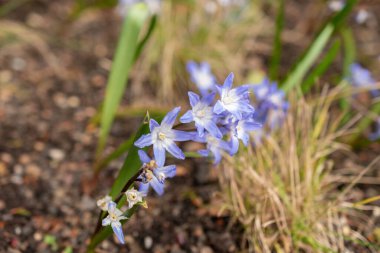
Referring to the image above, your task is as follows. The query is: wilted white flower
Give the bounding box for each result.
[125,188,145,208]
[97,195,112,211]
[328,0,345,12]
[355,9,370,24]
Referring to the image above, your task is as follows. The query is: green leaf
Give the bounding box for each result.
[269,0,284,81]
[301,39,341,93]
[97,4,150,157]
[341,27,356,77]
[281,0,357,93]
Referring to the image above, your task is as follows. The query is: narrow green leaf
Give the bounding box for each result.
[134,15,157,62]
[301,39,341,93]
[97,4,149,157]
[269,0,284,81]
[282,0,357,93]
[341,27,356,77]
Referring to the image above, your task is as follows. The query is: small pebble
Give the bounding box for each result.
[48,149,65,161]
[11,57,26,71]
[144,236,153,249]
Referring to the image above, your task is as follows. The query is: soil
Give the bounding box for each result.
[0,1,379,253]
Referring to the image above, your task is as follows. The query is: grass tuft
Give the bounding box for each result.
[218,87,376,252]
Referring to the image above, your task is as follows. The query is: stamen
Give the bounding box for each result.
[158,132,166,140]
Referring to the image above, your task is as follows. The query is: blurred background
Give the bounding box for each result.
[0,0,380,252]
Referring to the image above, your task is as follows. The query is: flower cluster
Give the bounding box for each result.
[97,61,292,244]
[249,78,289,145]
[349,63,380,141]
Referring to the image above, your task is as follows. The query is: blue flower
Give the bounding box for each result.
[349,63,379,97]
[252,78,289,111]
[134,107,194,167]
[229,118,262,154]
[138,150,176,196]
[213,73,255,120]
[187,61,217,95]
[180,91,222,138]
[102,201,128,244]
[197,134,231,164]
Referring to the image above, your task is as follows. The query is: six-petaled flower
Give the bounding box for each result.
[214,73,255,120]
[138,150,177,196]
[187,61,217,95]
[134,107,194,167]
[102,201,128,244]
[180,91,222,138]
[125,188,145,209]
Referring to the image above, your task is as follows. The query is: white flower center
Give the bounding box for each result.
[193,103,213,120]
[158,132,166,140]
[110,213,118,222]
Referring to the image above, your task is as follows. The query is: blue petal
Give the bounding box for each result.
[139,183,150,194]
[186,61,197,74]
[243,121,262,131]
[138,150,151,164]
[162,107,180,127]
[213,100,225,114]
[172,130,194,141]
[188,91,200,107]
[102,216,111,226]
[111,222,125,244]
[150,177,164,195]
[204,120,223,138]
[108,201,116,212]
[156,165,176,178]
[153,144,166,167]
[240,132,250,146]
[200,62,211,72]
[196,123,205,137]
[165,142,185,160]
[223,72,234,89]
[211,149,222,164]
[180,110,194,123]
[229,136,239,155]
[198,149,210,157]
[201,92,216,105]
[234,86,250,96]
[149,119,160,132]
[134,134,153,148]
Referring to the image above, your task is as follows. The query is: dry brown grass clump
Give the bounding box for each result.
[218,88,378,253]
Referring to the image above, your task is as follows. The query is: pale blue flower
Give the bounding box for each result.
[229,118,262,154]
[214,73,255,120]
[180,91,222,138]
[252,79,289,111]
[197,134,231,164]
[134,107,194,167]
[349,63,379,97]
[187,61,217,95]
[102,202,127,244]
[138,150,176,196]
